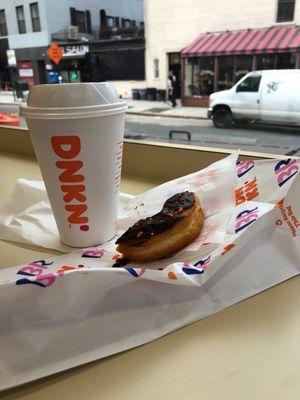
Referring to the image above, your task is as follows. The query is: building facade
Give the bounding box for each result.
[0,0,144,88]
[145,0,300,106]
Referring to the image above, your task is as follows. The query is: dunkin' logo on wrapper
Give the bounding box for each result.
[51,136,89,231]
[236,160,254,178]
[275,159,299,187]
[235,177,259,206]
[235,206,259,233]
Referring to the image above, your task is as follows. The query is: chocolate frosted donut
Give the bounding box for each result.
[116,191,204,263]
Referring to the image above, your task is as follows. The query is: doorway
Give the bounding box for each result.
[168,52,181,99]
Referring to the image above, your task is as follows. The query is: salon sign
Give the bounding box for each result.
[61,44,89,57]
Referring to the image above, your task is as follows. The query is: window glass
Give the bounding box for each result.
[184,57,214,97]
[198,57,214,96]
[0,9,7,36]
[236,75,261,92]
[277,0,295,22]
[30,3,41,32]
[257,54,276,70]
[121,19,131,28]
[218,56,234,91]
[235,55,253,82]
[184,58,194,96]
[16,6,26,34]
[276,52,296,69]
[1,0,300,160]
[107,16,114,28]
[154,58,159,78]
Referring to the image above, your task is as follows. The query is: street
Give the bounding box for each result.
[2,104,300,156]
[125,114,300,155]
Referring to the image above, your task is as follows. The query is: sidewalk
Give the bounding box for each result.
[126,99,208,120]
[0,91,209,120]
[0,91,26,106]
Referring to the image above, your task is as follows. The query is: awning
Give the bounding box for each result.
[181,26,300,57]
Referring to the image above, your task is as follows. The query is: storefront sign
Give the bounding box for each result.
[61,44,89,57]
[17,61,35,86]
[19,69,34,77]
[6,49,17,67]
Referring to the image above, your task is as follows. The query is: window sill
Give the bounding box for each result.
[274,20,295,25]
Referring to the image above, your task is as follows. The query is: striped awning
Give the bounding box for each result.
[181,26,300,57]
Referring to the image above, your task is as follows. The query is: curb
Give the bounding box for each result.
[126,111,208,120]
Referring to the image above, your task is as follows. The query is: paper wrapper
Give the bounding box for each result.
[0,153,300,390]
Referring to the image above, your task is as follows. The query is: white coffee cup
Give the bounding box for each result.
[21,83,127,247]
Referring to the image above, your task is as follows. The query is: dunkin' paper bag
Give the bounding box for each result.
[0,154,300,391]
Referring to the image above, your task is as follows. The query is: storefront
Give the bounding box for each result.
[45,39,144,84]
[47,42,90,83]
[14,46,48,86]
[181,25,300,107]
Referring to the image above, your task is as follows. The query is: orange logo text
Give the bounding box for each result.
[235,177,259,206]
[51,136,89,231]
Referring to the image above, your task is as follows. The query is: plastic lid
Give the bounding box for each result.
[20,82,127,119]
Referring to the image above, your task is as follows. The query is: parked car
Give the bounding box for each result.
[208,69,300,128]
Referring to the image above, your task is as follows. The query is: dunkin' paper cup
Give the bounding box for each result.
[20,83,127,247]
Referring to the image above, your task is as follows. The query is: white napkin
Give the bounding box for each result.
[0,179,133,252]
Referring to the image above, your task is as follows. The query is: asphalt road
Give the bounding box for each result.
[1,104,300,156]
[124,114,300,156]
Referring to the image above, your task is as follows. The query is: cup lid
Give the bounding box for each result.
[27,82,121,108]
[21,82,127,119]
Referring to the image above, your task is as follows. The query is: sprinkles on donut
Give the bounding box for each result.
[115,191,204,263]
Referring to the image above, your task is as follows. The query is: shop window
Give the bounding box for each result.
[235,55,253,82]
[184,57,214,97]
[154,58,159,78]
[276,52,296,69]
[0,9,7,36]
[218,56,234,91]
[30,3,41,32]
[16,6,26,34]
[257,54,276,70]
[277,0,295,22]
[236,75,261,92]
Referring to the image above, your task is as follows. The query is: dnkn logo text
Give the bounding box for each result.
[51,135,89,231]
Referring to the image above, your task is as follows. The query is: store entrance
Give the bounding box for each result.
[48,58,89,84]
[168,53,181,99]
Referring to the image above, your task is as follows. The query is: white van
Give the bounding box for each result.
[208,69,300,128]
